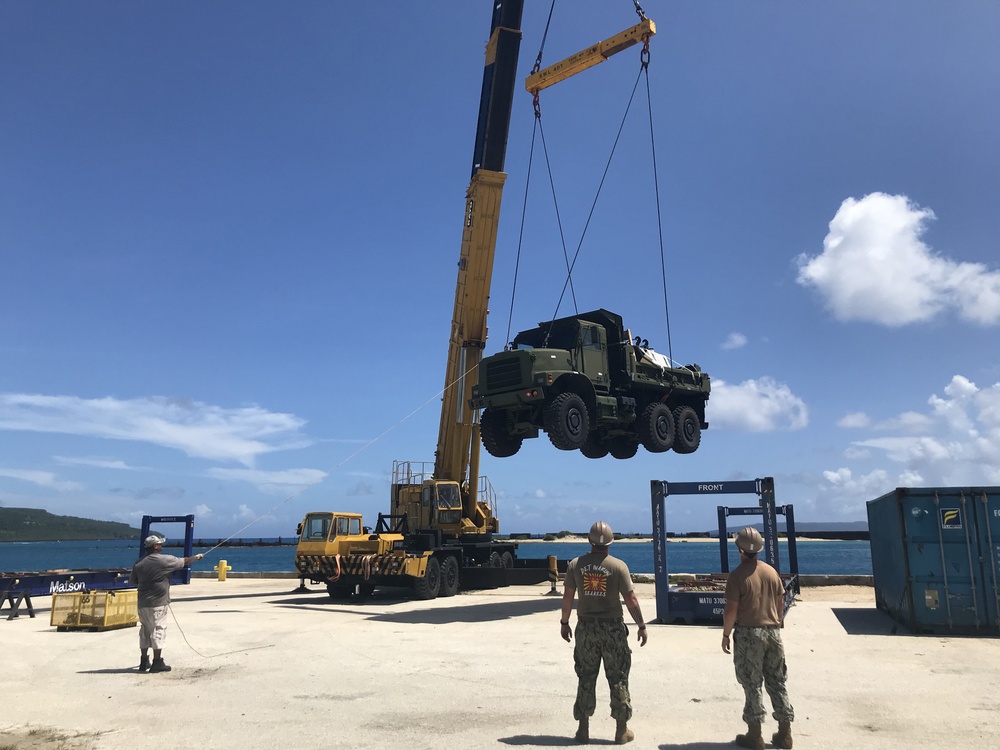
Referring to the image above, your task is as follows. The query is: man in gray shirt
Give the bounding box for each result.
[131,534,203,673]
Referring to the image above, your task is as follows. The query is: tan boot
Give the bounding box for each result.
[574,717,589,744]
[615,719,634,745]
[772,720,793,749]
[735,721,764,750]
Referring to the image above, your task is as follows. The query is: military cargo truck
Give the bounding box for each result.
[470,309,710,459]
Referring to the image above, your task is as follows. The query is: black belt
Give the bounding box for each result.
[736,624,780,629]
[577,616,624,624]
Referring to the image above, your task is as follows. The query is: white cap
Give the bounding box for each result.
[144,534,166,549]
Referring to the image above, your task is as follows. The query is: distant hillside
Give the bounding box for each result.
[0,507,140,542]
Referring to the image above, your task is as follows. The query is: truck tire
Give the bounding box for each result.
[413,556,441,600]
[580,433,609,459]
[544,392,589,451]
[326,583,353,600]
[607,437,639,460]
[672,405,702,454]
[489,551,503,567]
[439,556,460,597]
[481,407,522,458]
[500,551,514,568]
[639,402,675,453]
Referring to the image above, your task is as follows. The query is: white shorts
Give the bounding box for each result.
[138,605,169,650]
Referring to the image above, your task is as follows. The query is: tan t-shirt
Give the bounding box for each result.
[724,558,783,627]
[565,552,634,619]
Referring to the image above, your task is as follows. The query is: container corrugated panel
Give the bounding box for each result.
[50,589,138,631]
[867,486,1000,635]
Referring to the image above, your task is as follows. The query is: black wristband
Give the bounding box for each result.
[637,624,646,629]
[560,620,570,625]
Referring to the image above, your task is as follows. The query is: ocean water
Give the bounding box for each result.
[0,538,872,576]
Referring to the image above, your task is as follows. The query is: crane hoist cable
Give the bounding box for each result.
[506,12,672,358]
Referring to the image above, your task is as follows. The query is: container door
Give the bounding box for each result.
[971,488,1000,630]
[901,490,983,632]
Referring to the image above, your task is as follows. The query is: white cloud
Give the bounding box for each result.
[55,456,143,471]
[346,481,374,497]
[721,332,748,350]
[837,412,870,429]
[845,375,1000,486]
[0,467,81,491]
[709,377,808,431]
[206,467,328,496]
[193,504,212,518]
[796,192,1000,326]
[0,393,309,466]
[236,504,257,521]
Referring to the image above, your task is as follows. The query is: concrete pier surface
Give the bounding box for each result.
[3,580,998,750]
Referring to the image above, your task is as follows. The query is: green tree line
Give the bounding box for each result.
[0,507,140,542]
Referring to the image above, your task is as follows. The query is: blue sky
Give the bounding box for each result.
[2,1,999,539]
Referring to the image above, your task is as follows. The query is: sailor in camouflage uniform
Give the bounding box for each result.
[722,527,795,750]
[561,521,647,745]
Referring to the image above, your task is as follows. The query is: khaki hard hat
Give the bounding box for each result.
[588,521,614,546]
[144,534,166,549]
[735,527,764,553]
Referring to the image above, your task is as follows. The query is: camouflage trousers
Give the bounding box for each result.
[733,625,795,724]
[573,619,632,722]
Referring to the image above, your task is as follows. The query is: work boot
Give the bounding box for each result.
[574,717,589,744]
[771,721,793,749]
[735,721,764,750]
[615,719,634,745]
[149,658,172,673]
[138,655,150,673]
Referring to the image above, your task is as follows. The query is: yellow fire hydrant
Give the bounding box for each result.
[214,559,233,582]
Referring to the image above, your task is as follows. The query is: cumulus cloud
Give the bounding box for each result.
[0,468,81,491]
[846,375,1000,486]
[708,377,808,432]
[721,332,748,350]
[796,192,1000,326]
[0,393,309,466]
[192,504,212,518]
[206,467,328,496]
[837,412,870,429]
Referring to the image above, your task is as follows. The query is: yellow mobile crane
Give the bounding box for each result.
[295,1,656,600]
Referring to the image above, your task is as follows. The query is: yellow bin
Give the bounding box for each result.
[50,589,138,631]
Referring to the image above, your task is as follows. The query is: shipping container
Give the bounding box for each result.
[867,486,1000,635]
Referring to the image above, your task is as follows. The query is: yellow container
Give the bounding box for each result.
[50,589,138,631]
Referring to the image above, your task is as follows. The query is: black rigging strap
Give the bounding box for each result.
[506,2,672,360]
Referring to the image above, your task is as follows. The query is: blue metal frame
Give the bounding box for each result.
[139,515,196,586]
[651,477,799,624]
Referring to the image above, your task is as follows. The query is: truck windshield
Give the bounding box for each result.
[302,515,332,541]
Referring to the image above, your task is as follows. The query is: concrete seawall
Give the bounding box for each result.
[192,571,874,586]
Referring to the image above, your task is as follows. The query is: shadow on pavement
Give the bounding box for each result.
[657,743,736,749]
[274,596,561,624]
[498,735,591,746]
[832,607,906,635]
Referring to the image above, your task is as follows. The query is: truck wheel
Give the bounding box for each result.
[580,433,609,459]
[500,551,514,568]
[607,437,639,460]
[413,556,441,600]
[639,403,675,453]
[481,407,522,458]
[544,393,590,450]
[439,556,460,597]
[489,551,503,567]
[672,405,702,454]
[326,583,353,600]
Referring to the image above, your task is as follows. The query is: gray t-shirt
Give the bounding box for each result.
[131,553,185,608]
[565,551,634,619]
